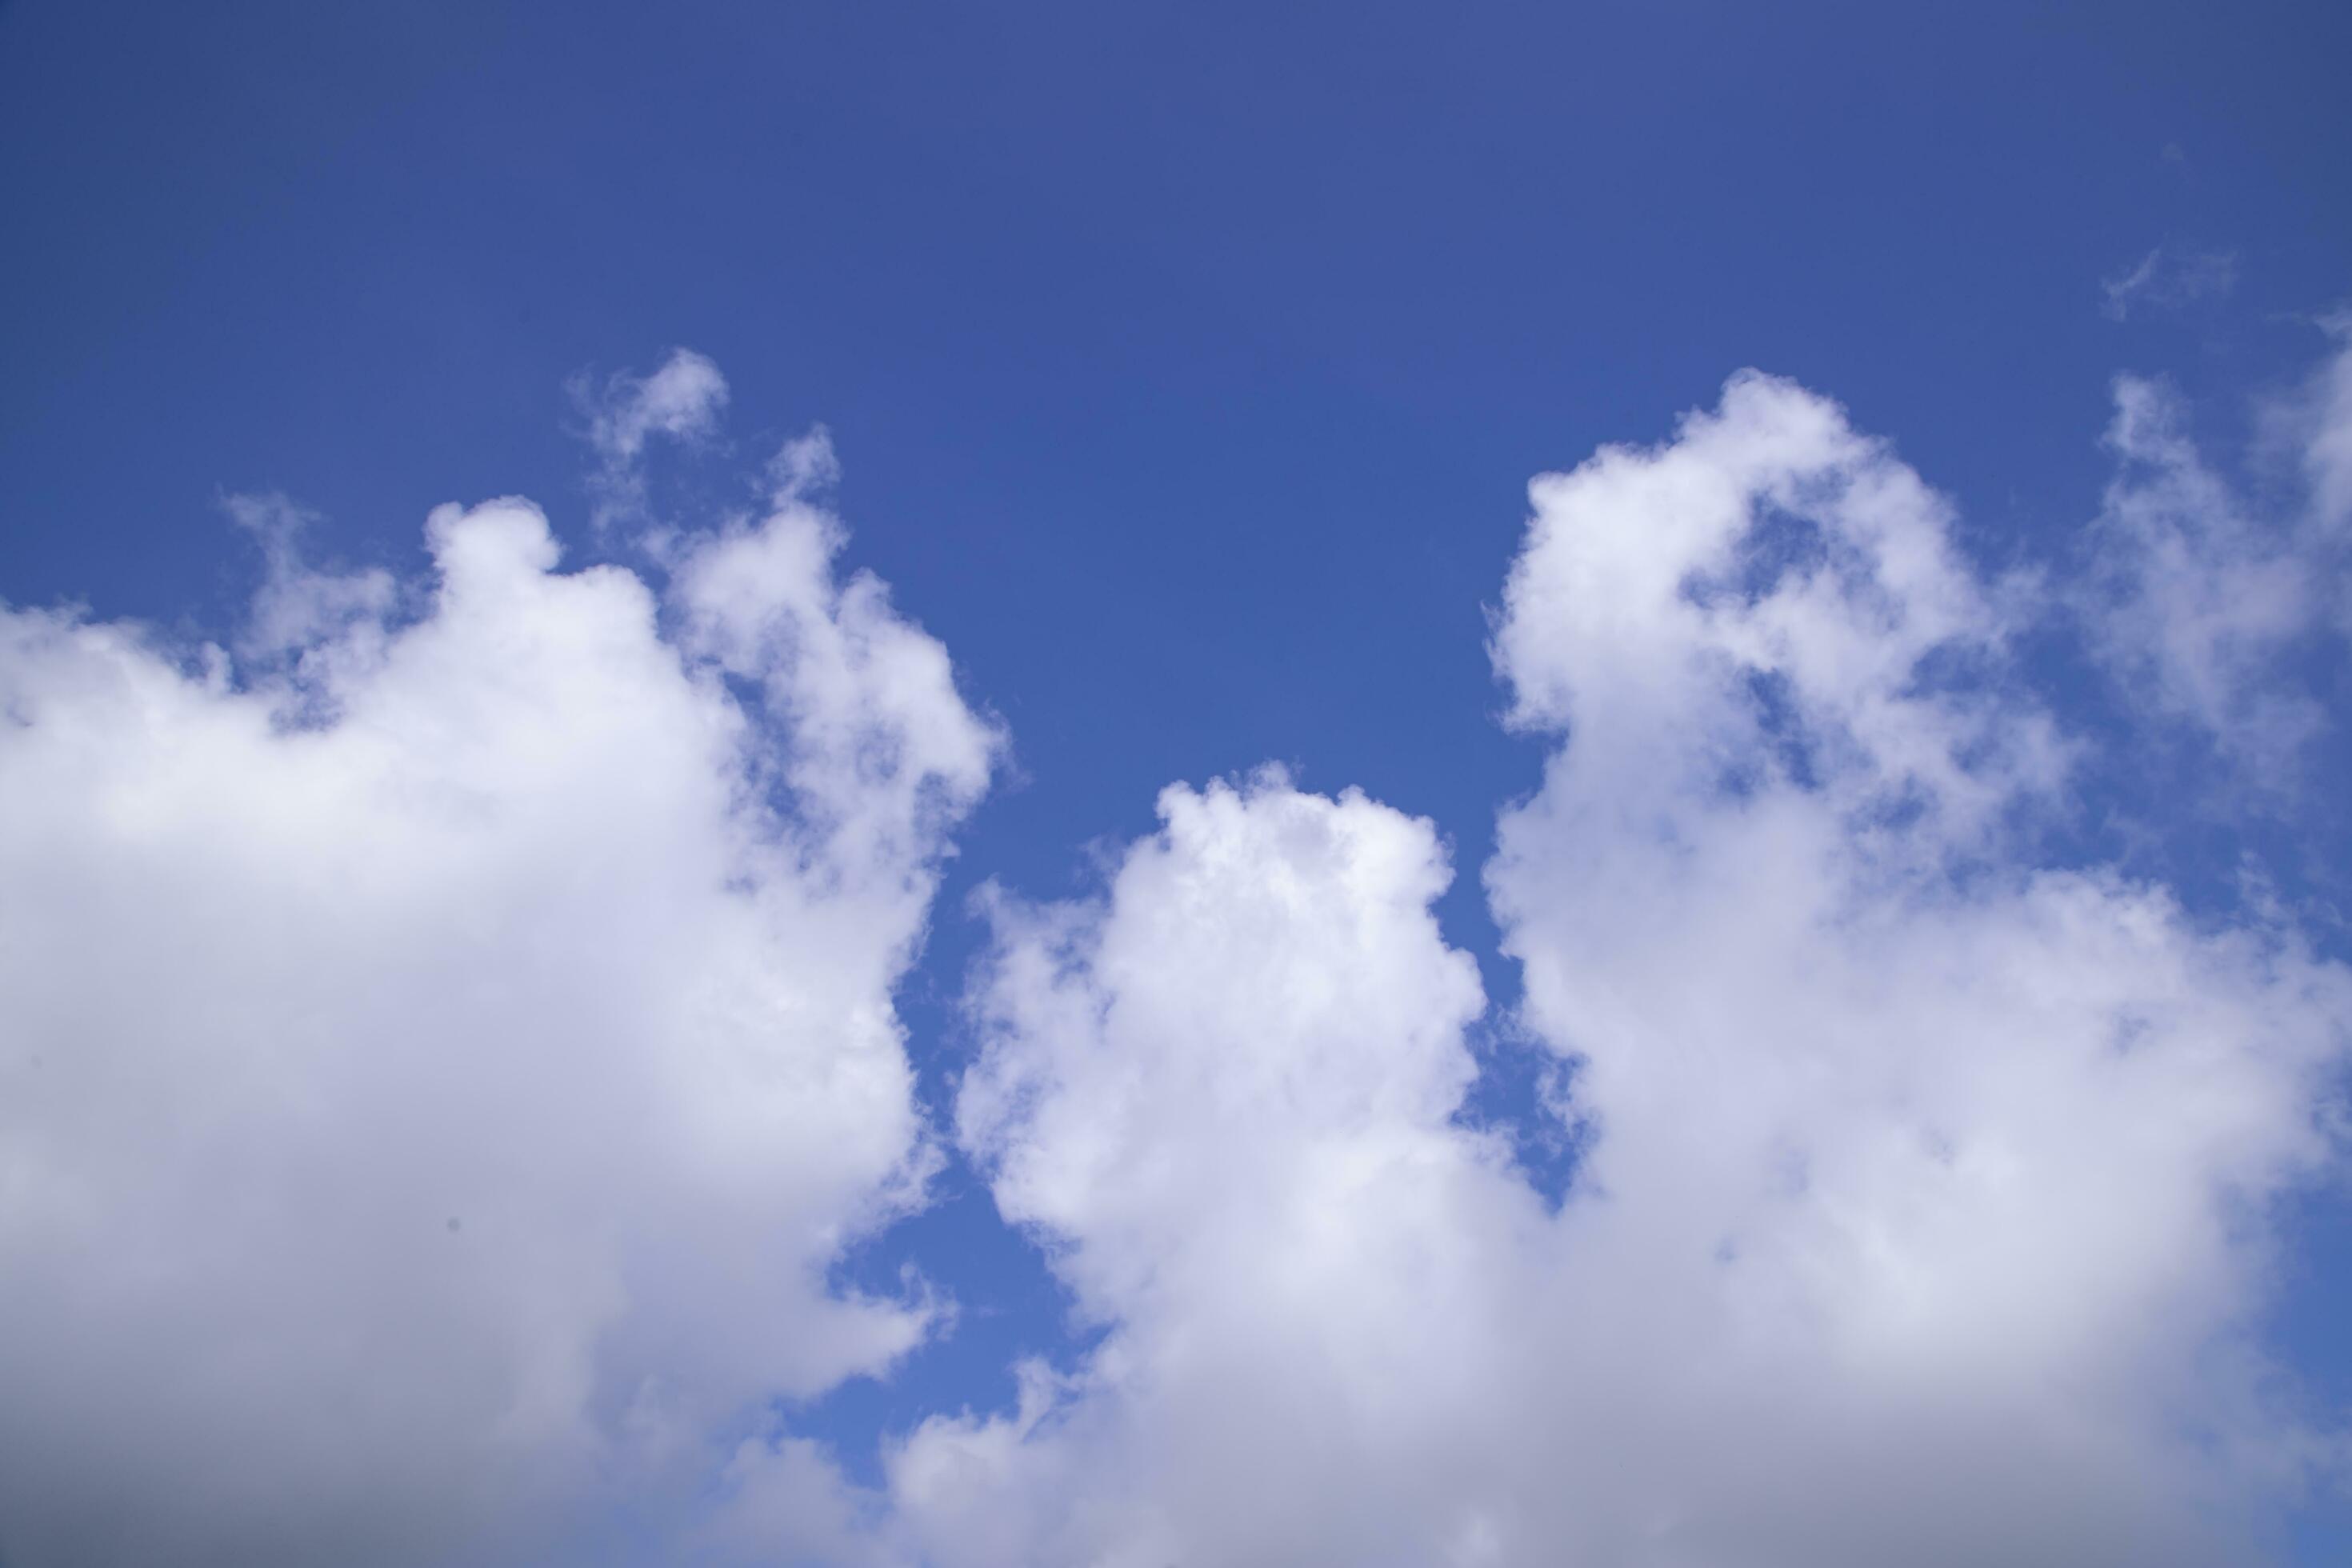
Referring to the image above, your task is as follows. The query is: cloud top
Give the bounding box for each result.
[842,370,2352,1567]
[0,375,994,1566]
[6,344,2350,1567]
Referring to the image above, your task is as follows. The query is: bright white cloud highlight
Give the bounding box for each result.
[10,346,2350,1568]
[885,372,2352,1568]
[1487,370,2351,1564]
[0,388,997,1566]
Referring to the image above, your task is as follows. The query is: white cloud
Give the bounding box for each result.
[0,409,998,1563]
[2299,313,2352,536]
[12,348,2350,1568]
[224,490,398,669]
[771,424,844,503]
[2078,326,2352,764]
[876,374,2352,1567]
[1486,373,2351,1562]
[2102,246,2239,322]
[575,347,732,529]
[2080,374,2319,765]
[904,772,1502,1568]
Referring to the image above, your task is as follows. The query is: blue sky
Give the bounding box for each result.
[5,3,2352,1565]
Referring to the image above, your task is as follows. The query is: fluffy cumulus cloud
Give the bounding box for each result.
[918,774,1495,1566]
[11,344,2352,1568]
[870,372,2352,1567]
[1484,371,2351,1563]
[0,371,998,1566]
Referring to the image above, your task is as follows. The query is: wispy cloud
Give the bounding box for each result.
[2076,326,2352,773]
[570,346,730,529]
[2102,244,2239,321]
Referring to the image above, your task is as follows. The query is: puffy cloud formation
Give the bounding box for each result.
[10,349,2350,1568]
[1486,371,2350,1562]
[890,372,2350,1566]
[902,775,1507,1566]
[0,410,997,1564]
